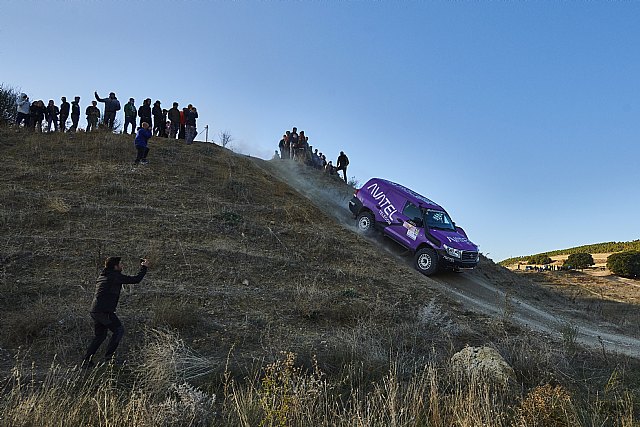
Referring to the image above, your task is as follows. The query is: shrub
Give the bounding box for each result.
[0,83,20,126]
[563,253,594,270]
[529,254,552,265]
[606,251,640,278]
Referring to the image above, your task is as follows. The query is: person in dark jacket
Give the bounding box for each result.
[336,151,349,183]
[30,100,46,132]
[152,100,163,136]
[167,102,180,138]
[185,105,198,144]
[94,91,121,130]
[138,98,152,128]
[45,100,60,132]
[134,122,152,165]
[86,100,101,132]
[82,256,149,366]
[70,96,81,132]
[178,107,188,139]
[123,98,137,135]
[59,97,70,132]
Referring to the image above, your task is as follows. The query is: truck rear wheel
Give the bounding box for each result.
[356,211,374,233]
[414,247,438,276]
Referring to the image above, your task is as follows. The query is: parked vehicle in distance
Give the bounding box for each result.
[349,178,479,275]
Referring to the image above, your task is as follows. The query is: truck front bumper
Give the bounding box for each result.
[348,197,362,216]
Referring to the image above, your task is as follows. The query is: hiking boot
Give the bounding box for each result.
[140,160,148,165]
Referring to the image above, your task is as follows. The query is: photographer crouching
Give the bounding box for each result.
[82,256,149,367]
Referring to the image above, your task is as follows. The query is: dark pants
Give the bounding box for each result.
[16,112,30,127]
[104,111,116,129]
[170,122,179,138]
[47,117,59,132]
[87,118,98,132]
[135,145,149,163]
[153,117,163,136]
[84,312,125,362]
[59,114,68,132]
[178,124,185,139]
[124,116,136,134]
[140,117,151,127]
[70,114,80,131]
[336,165,348,182]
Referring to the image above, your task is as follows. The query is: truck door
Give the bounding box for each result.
[384,201,423,250]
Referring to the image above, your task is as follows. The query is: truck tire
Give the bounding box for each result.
[414,247,438,276]
[356,211,374,233]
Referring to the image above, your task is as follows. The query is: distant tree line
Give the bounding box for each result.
[499,239,640,266]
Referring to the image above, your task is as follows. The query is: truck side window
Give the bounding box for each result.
[402,202,423,226]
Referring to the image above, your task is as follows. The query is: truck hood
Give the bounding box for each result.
[430,229,478,251]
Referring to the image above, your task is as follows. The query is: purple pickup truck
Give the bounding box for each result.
[349,178,479,275]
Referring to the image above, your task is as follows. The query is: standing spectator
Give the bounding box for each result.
[278,134,287,159]
[152,100,163,136]
[313,149,321,169]
[123,98,137,135]
[94,91,121,130]
[70,96,81,132]
[59,96,70,132]
[16,93,30,128]
[161,109,168,137]
[45,100,60,132]
[296,130,307,162]
[178,107,188,139]
[32,100,46,132]
[289,127,299,160]
[336,151,349,183]
[82,256,149,367]
[86,101,101,132]
[138,98,152,128]
[134,122,152,165]
[167,102,180,138]
[185,105,198,144]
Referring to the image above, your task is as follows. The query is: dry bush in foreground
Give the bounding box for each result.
[1,345,638,427]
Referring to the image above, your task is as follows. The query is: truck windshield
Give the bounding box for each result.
[425,210,456,231]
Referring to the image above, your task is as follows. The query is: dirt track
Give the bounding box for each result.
[264,159,640,359]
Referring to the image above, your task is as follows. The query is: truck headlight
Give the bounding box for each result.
[444,244,462,259]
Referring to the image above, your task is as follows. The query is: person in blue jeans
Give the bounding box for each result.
[134,122,152,165]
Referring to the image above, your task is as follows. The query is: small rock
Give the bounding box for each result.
[450,346,515,385]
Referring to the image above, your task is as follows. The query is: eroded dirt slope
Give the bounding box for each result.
[263,159,640,358]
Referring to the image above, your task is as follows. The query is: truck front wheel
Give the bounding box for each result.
[414,247,438,276]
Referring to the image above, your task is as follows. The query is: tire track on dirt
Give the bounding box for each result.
[257,159,640,358]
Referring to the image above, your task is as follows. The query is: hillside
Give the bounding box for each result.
[499,240,640,266]
[1,130,639,425]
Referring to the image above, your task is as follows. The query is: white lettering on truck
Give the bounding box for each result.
[367,183,398,224]
[447,236,469,244]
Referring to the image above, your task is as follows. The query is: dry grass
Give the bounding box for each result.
[1,130,639,424]
[1,348,637,427]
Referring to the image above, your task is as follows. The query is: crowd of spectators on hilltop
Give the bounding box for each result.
[14,91,200,145]
[276,126,350,183]
[12,91,354,177]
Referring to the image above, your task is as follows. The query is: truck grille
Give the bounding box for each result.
[461,251,478,262]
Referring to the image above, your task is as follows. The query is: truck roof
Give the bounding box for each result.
[373,178,445,211]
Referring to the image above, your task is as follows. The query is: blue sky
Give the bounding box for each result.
[2,1,639,261]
